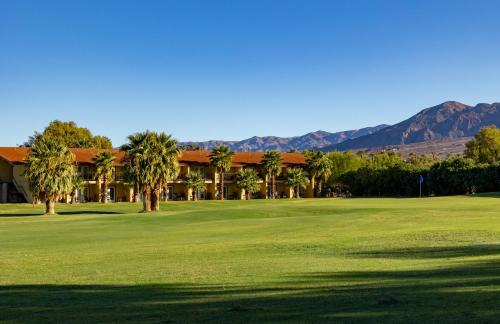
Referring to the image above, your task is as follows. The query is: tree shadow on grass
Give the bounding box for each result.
[0,213,45,217]
[57,211,125,215]
[351,244,500,259]
[2,258,500,323]
[0,211,125,217]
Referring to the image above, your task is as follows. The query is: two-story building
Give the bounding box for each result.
[0,147,310,203]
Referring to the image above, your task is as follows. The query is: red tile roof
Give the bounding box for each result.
[179,151,305,165]
[0,147,125,165]
[0,147,306,166]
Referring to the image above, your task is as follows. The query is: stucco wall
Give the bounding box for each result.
[12,164,32,203]
[0,159,13,183]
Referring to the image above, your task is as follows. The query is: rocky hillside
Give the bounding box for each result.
[323,101,500,151]
[180,125,388,152]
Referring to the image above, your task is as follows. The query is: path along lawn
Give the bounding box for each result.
[1,196,500,323]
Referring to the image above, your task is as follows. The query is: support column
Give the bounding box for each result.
[128,187,134,202]
[185,187,193,201]
[239,188,246,200]
[260,176,268,199]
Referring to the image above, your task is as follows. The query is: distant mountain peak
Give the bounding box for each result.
[324,101,499,152]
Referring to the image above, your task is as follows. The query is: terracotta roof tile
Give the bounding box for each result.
[0,147,306,166]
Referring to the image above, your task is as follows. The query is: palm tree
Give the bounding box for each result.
[236,168,260,200]
[121,132,149,204]
[93,151,116,203]
[122,132,154,211]
[285,167,309,198]
[70,173,85,204]
[306,151,333,197]
[122,131,179,212]
[209,146,234,200]
[149,133,180,211]
[261,151,282,199]
[23,137,76,214]
[184,171,206,201]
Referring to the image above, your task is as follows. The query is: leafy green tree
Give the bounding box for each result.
[92,136,113,149]
[327,151,362,183]
[236,168,261,200]
[210,146,234,200]
[23,137,76,214]
[93,151,116,203]
[23,120,112,148]
[306,151,332,197]
[285,167,309,198]
[465,125,500,164]
[406,152,440,168]
[184,171,206,201]
[262,151,282,199]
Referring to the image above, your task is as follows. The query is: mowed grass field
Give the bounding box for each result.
[1,196,500,323]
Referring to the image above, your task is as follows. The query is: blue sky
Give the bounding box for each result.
[1,0,499,146]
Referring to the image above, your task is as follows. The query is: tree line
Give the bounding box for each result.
[322,126,500,197]
[21,120,500,214]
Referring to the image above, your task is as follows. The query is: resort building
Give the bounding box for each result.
[0,147,310,203]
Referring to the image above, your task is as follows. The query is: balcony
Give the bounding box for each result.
[80,172,95,181]
[223,174,237,182]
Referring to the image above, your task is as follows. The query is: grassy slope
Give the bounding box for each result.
[1,196,500,323]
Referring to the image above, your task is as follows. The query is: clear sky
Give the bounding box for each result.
[1,0,499,146]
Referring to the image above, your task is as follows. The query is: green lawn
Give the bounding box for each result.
[1,196,500,323]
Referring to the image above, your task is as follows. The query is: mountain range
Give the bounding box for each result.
[181,125,388,152]
[324,101,500,152]
[181,101,500,154]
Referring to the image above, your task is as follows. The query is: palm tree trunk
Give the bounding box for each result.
[220,172,224,200]
[152,186,160,211]
[271,175,276,199]
[103,177,108,203]
[143,187,152,212]
[193,190,197,201]
[317,180,322,198]
[247,191,251,200]
[45,199,55,215]
[296,185,300,198]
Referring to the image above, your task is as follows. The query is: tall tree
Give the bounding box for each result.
[149,133,180,211]
[236,168,260,200]
[23,137,76,214]
[23,120,112,148]
[306,151,333,197]
[121,132,149,204]
[262,151,282,199]
[209,146,234,200]
[93,151,116,203]
[465,125,500,164]
[122,131,179,212]
[184,171,206,201]
[285,167,309,198]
